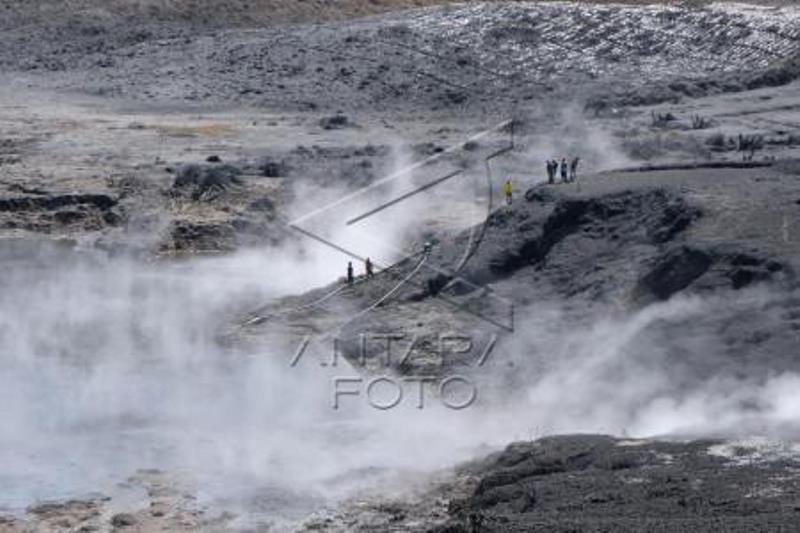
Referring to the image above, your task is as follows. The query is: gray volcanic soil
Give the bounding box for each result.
[3,0,800,531]
[308,435,800,531]
[3,2,800,252]
[3,2,800,112]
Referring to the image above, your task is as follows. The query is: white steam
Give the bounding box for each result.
[489,289,800,440]
[525,102,633,173]
[0,133,797,524]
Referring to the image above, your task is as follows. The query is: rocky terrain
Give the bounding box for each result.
[2,0,800,531]
[306,434,800,532]
[3,1,800,112]
[3,1,800,252]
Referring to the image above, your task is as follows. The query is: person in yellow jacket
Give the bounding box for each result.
[503,179,513,206]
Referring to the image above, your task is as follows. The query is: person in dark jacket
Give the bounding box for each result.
[570,157,580,181]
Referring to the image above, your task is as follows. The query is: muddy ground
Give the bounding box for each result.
[3,0,800,531]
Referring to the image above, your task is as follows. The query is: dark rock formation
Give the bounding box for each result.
[430,434,800,532]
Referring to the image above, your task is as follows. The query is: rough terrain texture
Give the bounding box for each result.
[3,0,800,531]
[243,164,800,380]
[311,435,800,532]
[3,2,800,112]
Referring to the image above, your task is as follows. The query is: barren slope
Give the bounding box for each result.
[2,2,799,112]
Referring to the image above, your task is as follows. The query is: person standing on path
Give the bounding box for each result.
[365,257,374,279]
[570,157,580,181]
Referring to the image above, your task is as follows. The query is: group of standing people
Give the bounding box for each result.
[346,241,434,285]
[502,156,582,207]
[347,257,374,285]
[547,157,580,184]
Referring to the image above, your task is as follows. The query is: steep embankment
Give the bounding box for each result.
[242,169,797,376]
[241,162,800,383]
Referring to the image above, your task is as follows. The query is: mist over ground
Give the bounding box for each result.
[2,0,800,531]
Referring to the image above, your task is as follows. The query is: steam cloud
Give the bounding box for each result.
[0,138,796,524]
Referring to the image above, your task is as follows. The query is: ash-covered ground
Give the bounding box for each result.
[2,0,800,531]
